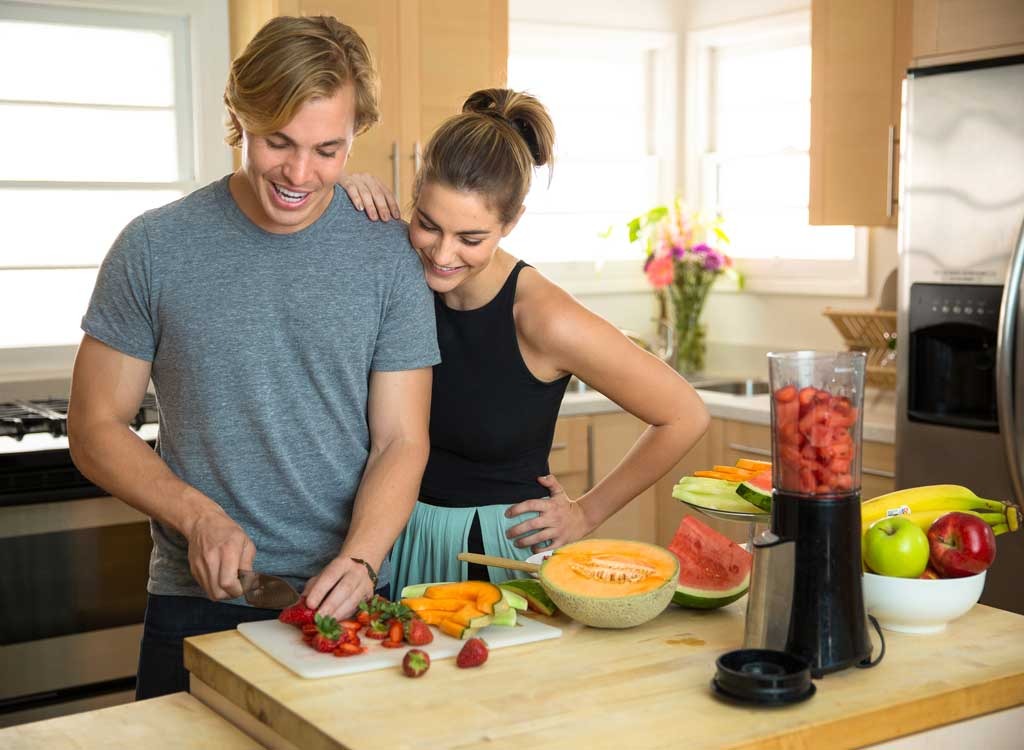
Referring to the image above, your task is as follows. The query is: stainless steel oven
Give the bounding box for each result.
[0,388,157,727]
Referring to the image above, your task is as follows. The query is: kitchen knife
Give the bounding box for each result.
[238,569,301,610]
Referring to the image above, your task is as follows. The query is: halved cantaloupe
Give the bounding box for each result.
[539,538,678,628]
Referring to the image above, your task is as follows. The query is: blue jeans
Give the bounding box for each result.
[136,594,280,700]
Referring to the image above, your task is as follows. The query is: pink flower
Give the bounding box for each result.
[644,254,674,288]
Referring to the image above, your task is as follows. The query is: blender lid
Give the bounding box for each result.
[711,649,816,706]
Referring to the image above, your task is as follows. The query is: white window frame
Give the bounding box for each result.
[0,0,230,357]
[509,21,677,295]
[685,10,869,297]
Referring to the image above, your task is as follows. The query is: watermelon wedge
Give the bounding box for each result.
[667,516,752,609]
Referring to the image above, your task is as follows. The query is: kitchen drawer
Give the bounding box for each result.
[549,416,590,476]
[549,415,591,504]
[722,420,771,464]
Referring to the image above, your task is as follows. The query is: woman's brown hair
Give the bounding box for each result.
[224,15,379,147]
[414,89,555,224]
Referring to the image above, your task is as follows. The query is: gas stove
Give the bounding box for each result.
[0,394,159,505]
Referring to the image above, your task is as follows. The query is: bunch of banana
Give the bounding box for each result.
[861,484,1022,538]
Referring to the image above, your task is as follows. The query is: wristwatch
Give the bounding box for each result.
[350,557,378,587]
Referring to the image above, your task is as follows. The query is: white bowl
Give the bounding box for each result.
[862,570,986,634]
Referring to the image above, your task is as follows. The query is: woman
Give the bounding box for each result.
[343,89,710,594]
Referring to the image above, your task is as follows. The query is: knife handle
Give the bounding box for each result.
[457,552,541,573]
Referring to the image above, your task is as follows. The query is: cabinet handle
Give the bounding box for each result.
[550,442,567,451]
[413,141,422,175]
[886,124,896,219]
[727,442,771,458]
[390,141,401,206]
[863,467,895,479]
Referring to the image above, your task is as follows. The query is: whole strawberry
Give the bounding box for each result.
[310,614,342,653]
[405,618,434,646]
[279,598,316,627]
[402,649,431,678]
[456,637,488,669]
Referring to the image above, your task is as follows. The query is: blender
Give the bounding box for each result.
[740,351,874,678]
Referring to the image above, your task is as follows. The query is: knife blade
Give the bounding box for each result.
[238,569,301,610]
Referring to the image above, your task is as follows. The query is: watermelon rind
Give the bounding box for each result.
[735,480,772,512]
[672,477,766,514]
[499,579,558,616]
[672,575,750,610]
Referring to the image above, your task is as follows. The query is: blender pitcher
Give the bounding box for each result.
[746,351,873,677]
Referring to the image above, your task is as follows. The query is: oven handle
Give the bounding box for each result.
[996,213,1024,509]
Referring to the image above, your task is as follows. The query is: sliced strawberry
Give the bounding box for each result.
[388,619,404,644]
[279,599,316,627]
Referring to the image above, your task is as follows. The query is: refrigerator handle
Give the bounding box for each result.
[996,214,1024,508]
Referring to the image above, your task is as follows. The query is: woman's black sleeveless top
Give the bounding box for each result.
[419,261,571,507]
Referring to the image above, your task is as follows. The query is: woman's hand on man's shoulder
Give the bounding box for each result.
[340,173,401,222]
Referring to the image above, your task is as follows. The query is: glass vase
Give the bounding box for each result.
[669,287,707,375]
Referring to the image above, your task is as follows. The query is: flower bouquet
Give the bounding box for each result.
[628,200,741,374]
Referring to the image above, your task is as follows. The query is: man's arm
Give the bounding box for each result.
[67,334,255,599]
[303,367,432,617]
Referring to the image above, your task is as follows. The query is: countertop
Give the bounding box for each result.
[184,602,1024,750]
[560,383,897,444]
[0,692,260,749]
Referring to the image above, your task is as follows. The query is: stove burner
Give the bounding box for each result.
[0,394,158,441]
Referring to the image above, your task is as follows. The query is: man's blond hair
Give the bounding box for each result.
[224,15,379,147]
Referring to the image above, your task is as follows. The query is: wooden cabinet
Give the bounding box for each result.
[809,0,913,227]
[548,415,590,505]
[228,0,507,212]
[555,411,894,548]
[913,0,1024,66]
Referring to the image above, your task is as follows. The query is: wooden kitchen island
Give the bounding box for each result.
[184,601,1024,749]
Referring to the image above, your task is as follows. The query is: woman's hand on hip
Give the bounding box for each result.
[339,173,400,222]
[505,474,590,553]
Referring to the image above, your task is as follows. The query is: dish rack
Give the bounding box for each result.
[822,308,897,389]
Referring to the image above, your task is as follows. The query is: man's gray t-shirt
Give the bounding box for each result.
[82,176,440,598]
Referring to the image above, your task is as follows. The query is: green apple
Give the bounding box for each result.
[863,516,931,578]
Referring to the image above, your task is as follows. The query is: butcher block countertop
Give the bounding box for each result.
[0,692,260,750]
[184,602,1024,750]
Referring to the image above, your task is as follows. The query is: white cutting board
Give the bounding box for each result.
[237,615,561,679]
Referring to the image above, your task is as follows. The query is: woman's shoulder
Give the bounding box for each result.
[513,264,600,351]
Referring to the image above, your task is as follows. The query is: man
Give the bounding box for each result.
[67,16,439,699]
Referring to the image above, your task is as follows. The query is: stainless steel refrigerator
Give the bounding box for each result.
[896,55,1024,614]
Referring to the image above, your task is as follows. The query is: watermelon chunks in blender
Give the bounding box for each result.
[773,384,856,494]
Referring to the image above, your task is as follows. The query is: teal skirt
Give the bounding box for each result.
[389,501,547,596]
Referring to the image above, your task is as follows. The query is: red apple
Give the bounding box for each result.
[927,512,997,578]
[919,565,941,580]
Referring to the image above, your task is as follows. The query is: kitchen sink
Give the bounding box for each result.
[692,378,770,397]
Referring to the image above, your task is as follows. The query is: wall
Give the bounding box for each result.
[686,0,899,358]
[512,0,899,365]
[509,0,688,343]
